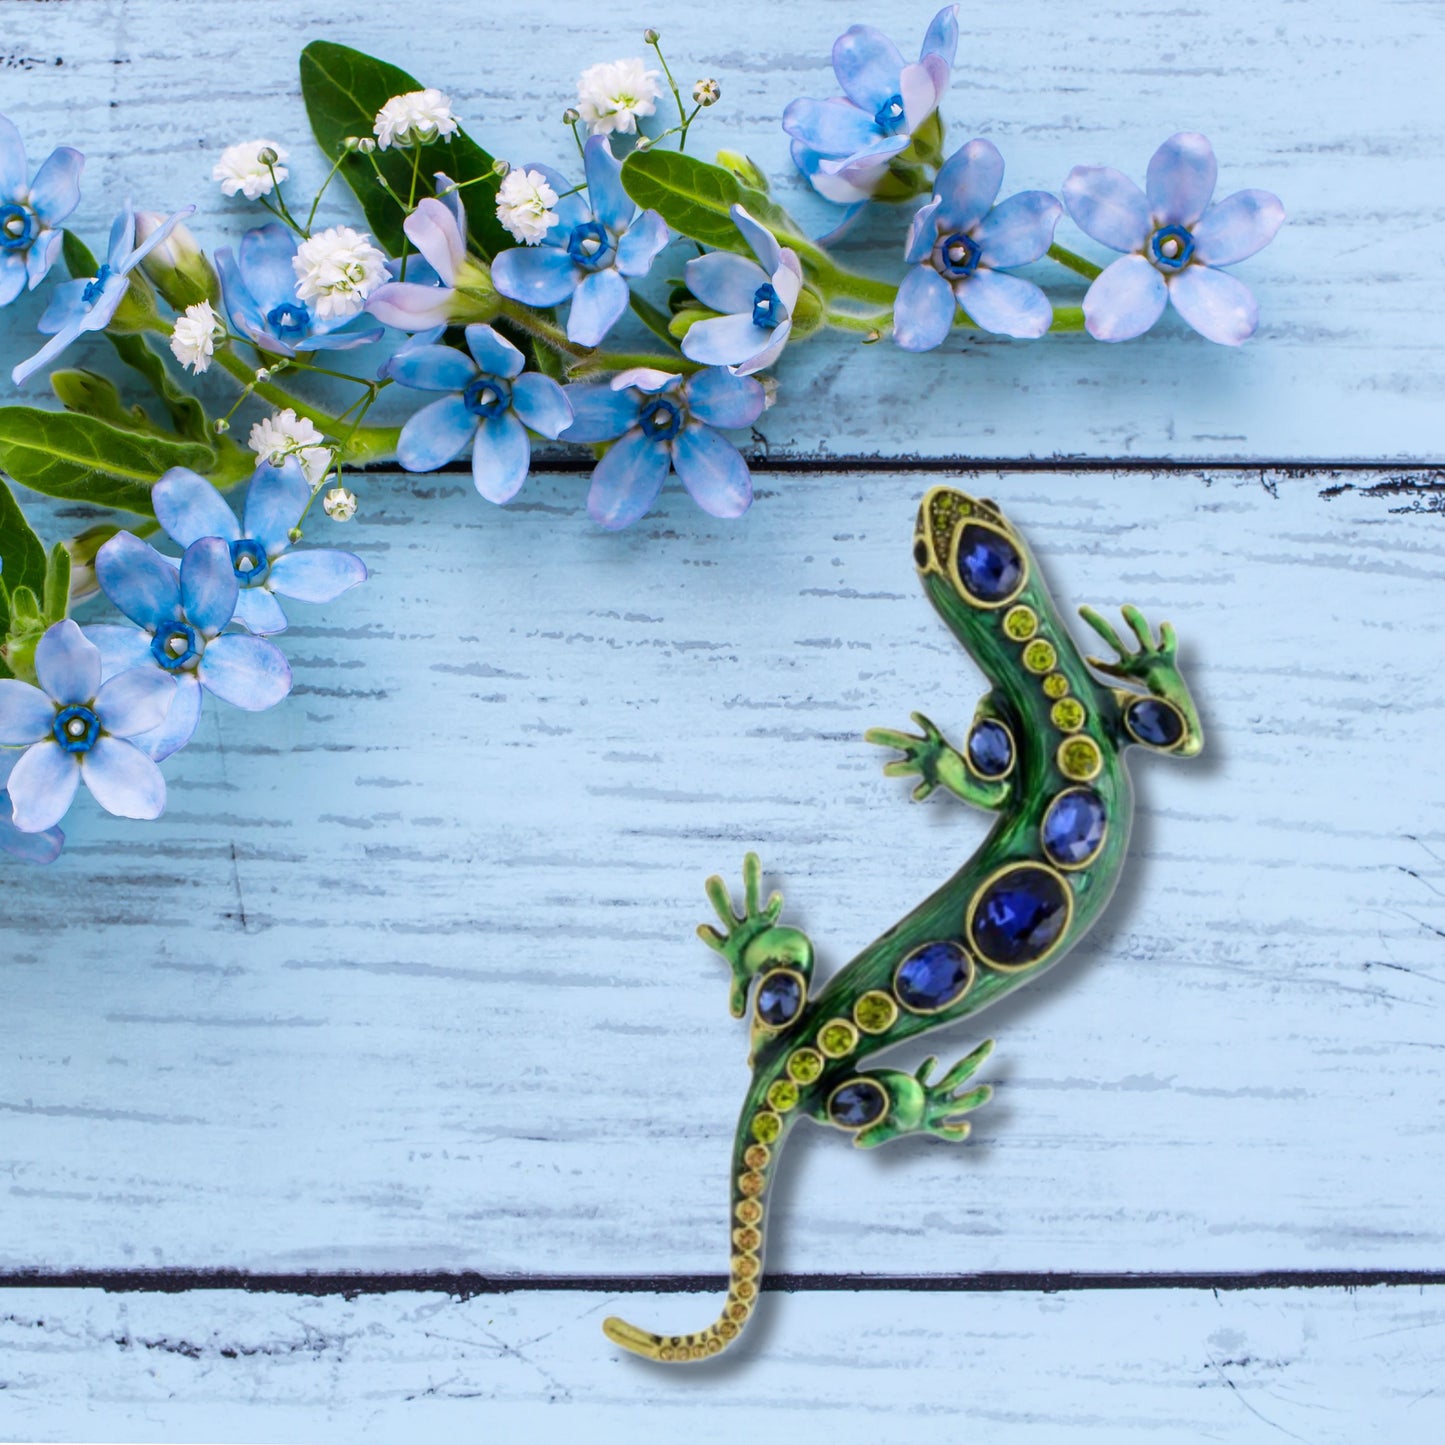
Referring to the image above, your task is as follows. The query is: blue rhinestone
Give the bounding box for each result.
[970,866,1070,967]
[894,941,973,1012]
[955,525,1023,603]
[755,970,804,1027]
[1042,789,1107,868]
[967,719,1014,778]
[828,1079,887,1129]
[1127,697,1184,748]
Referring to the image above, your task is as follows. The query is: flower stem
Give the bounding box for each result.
[304,151,350,234]
[1048,243,1102,281]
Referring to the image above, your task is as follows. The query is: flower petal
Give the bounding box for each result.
[386,342,478,392]
[528,162,588,232]
[266,548,368,603]
[899,60,941,134]
[83,623,154,682]
[199,634,292,712]
[0,113,26,197]
[365,281,455,330]
[81,735,166,820]
[615,209,669,278]
[921,4,960,65]
[34,619,101,705]
[106,206,136,271]
[96,532,182,629]
[682,311,775,368]
[1062,165,1152,253]
[216,247,269,344]
[124,206,192,274]
[817,132,909,175]
[684,367,766,428]
[28,146,85,226]
[588,430,670,530]
[6,740,79,832]
[180,537,239,637]
[242,460,311,554]
[403,197,464,284]
[397,393,478,471]
[832,24,905,112]
[584,135,633,233]
[1146,132,1217,228]
[1167,263,1258,346]
[904,195,943,265]
[471,411,531,504]
[781,97,880,159]
[1082,253,1169,342]
[790,140,879,205]
[238,222,300,311]
[491,244,580,307]
[153,466,241,548]
[25,228,62,290]
[731,205,781,276]
[1192,189,1285,267]
[93,665,175,738]
[0,252,26,307]
[234,586,290,636]
[566,266,629,347]
[0,797,63,864]
[933,139,1005,234]
[684,250,768,314]
[510,372,574,438]
[560,383,641,443]
[673,424,752,519]
[463,323,524,380]
[736,319,792,376]
[956,269,1053,339]
[973,191,1063,269]
[137,670,201,761]
[298,322,385,352]
[0,679,53,744]
[892,265,956,351]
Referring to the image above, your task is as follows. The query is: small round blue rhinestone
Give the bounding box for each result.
[1042,789,1107,868]
[967,719,1014,778]
[828,1079,887,1129]
[755,970,804,1027]
[894,940,973,1012]
[1127,697,1184,748]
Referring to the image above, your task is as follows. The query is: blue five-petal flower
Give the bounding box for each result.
[0,110,84,308]
[1062,132,1285,346]
[392,324,574,504]
[893,138,1062,350]
[490,136,669,347]
[560,366,765,530]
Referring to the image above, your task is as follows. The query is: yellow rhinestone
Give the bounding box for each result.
[1051,698,1086,732]
[728,1301,749,1322]
[1023,639,1057,674]
[743,1143,770,1170]
[1003,605,1037,641]
[767,1079,800,1112]
[738,1170,766,1197]
[734,1255,761,1280]
[853,991,898,1034]
[718,1319,739,1340]
[818,1019,859,1058]
[1042,672,1069,699]
[1058,736,1103,781]
[735,1199,763,1225]
[787,1048,824,1083]
[735,1280,758,1301]
[733,1226,762,1252]
[751,1111,781,1144]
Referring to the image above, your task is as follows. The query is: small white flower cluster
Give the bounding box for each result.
[373,89,459,150]
[249,408,334,489]
[292,225,388,320]
[323,486,358,522]
[213,140,290,200]
[495,167,560,245]
[576,57,662,136]
[168,300,223,373]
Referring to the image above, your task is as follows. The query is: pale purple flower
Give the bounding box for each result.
[366,176,470,330]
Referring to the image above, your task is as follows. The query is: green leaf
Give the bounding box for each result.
[628,292,683,350]
[0,475,48,603]
[42,541,71,623]
[300,41,511,259]
[0,407,213,516]
[107,332,213,445]
[51,368,161,434]
[63,228,98,279]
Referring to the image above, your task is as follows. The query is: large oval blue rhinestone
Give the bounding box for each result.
[1126,697,1184,748]
[755,969,804,1027]
[955,525,1024,603]
[894,940,974,1013]
[970,866,1070,967]
[1042,788,1107,868]
[828,1079,887,1129]
[967,719,1014,778]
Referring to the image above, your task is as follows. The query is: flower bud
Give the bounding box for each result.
[346,136,377,155]
[257,146,280,167]
[643,27,660,43]
[491,158,511,178]
[716,150,769,193]
[135,210,218,310]
[692,78,720,106]
[634,135,652,151]
[323,486,358,522]
[63,525,120,605]
[213,418,230,435]
[562,107,581,126]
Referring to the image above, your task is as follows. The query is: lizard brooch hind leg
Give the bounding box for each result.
[604,487,1204,1363]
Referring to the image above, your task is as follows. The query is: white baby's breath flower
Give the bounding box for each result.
[169,300,222,373]
[576,57,662,136]
[249,408,334,489]
[495,167,560,245]
[373,88,459,149]
[212,140,290,200]
[323,486,358,522]
[292,225,389,321]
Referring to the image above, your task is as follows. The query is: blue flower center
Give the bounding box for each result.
[52,704,100,755]
[81,264,113,307]
[151,621,202,672]
[230,538,270,588]
[937,232,982,279]
[1149,224,1195,270]
[566,220,611,270]
[874,93,907,134]
[266,301,311,338]
[751,282,787,329]
[0,203,35,251]
[638,397,682,441]
[462,374,512,418]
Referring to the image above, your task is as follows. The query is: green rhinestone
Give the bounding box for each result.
[1051,698,1086,732]
[751,1110,782,1144]
[767,1079,800,1112]
[1023,639,1057,674]
[1042,672,1070,699]
[1059,736,1102,780]
[787,1048,824,1083]
[853,991,898,1034]
[1003,605,1037,641]
[818,1019,859,1058]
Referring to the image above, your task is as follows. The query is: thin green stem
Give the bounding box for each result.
[264,164,304,233]
[648,36,687,129]
[257,196,305,237]
[364,151,410,214]
[825,309,892,335]
[567,350,698,378]
[304,151,350,234]
[1048,243,1102,281]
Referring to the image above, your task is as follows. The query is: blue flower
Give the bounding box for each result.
[367,180,470,331]
[893,139,1061,350]
[1062,132,1285,346]
[0,753,63,862]
[0,111,84,307]
[392,324,573,503]
[491,136,669,347]
[218,221,384,356]
[10,202,194,386]
[152,460,368,636]
[682,205,802,375]
[561,366,765,530]
[86,533,292,761]
[0,619,175,832]
[784,5,958,204]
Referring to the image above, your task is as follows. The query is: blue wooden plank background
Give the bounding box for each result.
[1,0,1443,1440]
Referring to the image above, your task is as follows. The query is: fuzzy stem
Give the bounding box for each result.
[1048,243,1103,281]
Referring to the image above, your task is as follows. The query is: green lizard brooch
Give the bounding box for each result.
[604,486,1204,1363]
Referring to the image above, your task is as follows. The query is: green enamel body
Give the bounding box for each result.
[604,488,1204,1364]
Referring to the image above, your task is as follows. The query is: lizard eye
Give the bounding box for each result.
[913,538,929,568]
[754,969,805,1028]
[1123,697,1185,749]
